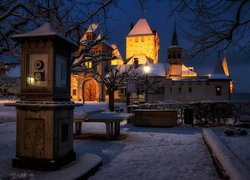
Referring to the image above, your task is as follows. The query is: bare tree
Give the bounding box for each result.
[72,58,130,111]
[170,0,250,57]
[0,0,115,58]
[0,76,19,99]
[135,76,164,96]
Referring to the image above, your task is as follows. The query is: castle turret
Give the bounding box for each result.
[126,18,159,64]
[167,24,183,77]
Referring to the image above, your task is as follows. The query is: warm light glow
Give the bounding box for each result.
[144,65,151,74]
[111,59,123,65]
[182,74,197,77]
[27,76,35,85]
[208,74,211,77]
[230,81,234,94]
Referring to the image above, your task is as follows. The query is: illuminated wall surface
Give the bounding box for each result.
[126,19,159,64]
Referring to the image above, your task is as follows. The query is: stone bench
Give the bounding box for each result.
[133,109,177,127]
[74,111,134,139]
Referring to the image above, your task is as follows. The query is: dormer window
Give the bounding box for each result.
[87,34,92,41]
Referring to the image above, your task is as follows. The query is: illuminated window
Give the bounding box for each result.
[141,37,144,42]
[135,37,138,43]
[84,61,92,68]
[73,89,77,96]
[216,86,222,96]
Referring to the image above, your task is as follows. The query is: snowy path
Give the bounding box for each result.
[76,125,219,180]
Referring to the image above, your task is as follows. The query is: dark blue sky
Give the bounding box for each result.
[103,1,250,93]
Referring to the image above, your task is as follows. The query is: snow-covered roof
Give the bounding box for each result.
[210,58,230,80]
[12,22,77,47]
[112,44,123,60]
[209,74,230,80]
[181,65,197,76]
[86,23,99,33]
[130,63,166,77]
[128,19,153,36]
[6,65,20,78]
[81,23,102,42]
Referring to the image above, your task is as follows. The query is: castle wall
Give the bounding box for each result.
[163,79,230,102]
[126,35,159,64]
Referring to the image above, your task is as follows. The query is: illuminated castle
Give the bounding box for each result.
[126,19,160,64]
[125,18,233,103]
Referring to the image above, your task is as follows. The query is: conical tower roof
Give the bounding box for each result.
[128,19,153,36]
[210,58,230,79]
[171,23,178,46]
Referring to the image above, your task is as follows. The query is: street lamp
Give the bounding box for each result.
[144,64,151,74]
[143,63,151,102]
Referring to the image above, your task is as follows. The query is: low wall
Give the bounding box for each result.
[133,109,177,127]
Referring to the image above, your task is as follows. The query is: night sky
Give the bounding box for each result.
[103,1,250,93]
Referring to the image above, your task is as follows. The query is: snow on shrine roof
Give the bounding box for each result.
[12,22,77,46]
[128,19,153,36]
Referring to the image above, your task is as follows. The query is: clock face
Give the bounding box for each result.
[27,54,48,87]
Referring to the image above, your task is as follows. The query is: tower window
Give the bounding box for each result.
[216,86,222,96]
[73,89,77,96]
[177,53,181,59]
[87,34,92,41]
[188,87,192,93]
[170,87,172,93]
[178,87,182,93]
[141,37,144,42]
[135,37,138,43]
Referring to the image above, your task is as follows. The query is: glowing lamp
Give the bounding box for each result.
[144,64,151,74]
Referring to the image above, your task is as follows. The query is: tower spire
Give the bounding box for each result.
[171,22,178,46]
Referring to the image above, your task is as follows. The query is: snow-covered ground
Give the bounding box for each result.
[213,127,250,170]
[84,126,219,180]
[0,100,249,179]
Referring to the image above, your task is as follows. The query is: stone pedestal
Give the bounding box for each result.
[12,101,75,170]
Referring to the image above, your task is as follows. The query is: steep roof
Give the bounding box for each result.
[128,19,153,36]
[171,23,178,46]
[210,58,230,79]
[222,56,230,76]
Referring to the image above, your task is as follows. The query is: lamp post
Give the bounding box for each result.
[143,63,151,102]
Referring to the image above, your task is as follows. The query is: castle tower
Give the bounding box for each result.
[167,24,183,77]
[126,18,159,64]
